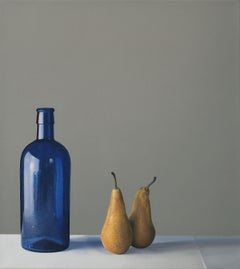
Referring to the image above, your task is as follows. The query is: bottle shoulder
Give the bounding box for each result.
[21,139,70,160]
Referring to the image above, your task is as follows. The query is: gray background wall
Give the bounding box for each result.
[0,0,239,235]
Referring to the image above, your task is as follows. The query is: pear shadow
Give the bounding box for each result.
[128,238,195,254]
[195,237,240,248]
[67,236,103,251]
[67,236,196,255]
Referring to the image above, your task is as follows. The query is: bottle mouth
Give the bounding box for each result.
[37,107,55,113]
[36,108,55,124]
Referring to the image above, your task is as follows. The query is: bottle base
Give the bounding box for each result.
[22,237,69,252]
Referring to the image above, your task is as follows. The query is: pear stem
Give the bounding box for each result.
[146,177,157,189]
[111,172,118,189]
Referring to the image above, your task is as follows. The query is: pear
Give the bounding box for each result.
[100,172,133,254]
[129,177,157,248]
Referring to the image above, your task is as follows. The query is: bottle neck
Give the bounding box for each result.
[37,123,54,140]
[36,108,55,140]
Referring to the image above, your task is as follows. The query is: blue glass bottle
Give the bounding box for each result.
[20,108,71,252]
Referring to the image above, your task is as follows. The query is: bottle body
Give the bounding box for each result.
[20,108,71,252]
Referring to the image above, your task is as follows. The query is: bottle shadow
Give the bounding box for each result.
[67,236,103,251]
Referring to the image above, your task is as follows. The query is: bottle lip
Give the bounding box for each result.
[37,107,55,112]
[36,107,55,124]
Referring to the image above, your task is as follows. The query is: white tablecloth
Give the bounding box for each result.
[0,235,239,269]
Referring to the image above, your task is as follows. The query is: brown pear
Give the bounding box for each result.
[101,172,133,254]
[129,177,157,248]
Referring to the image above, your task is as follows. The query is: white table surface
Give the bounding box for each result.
[0,235,239,269]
